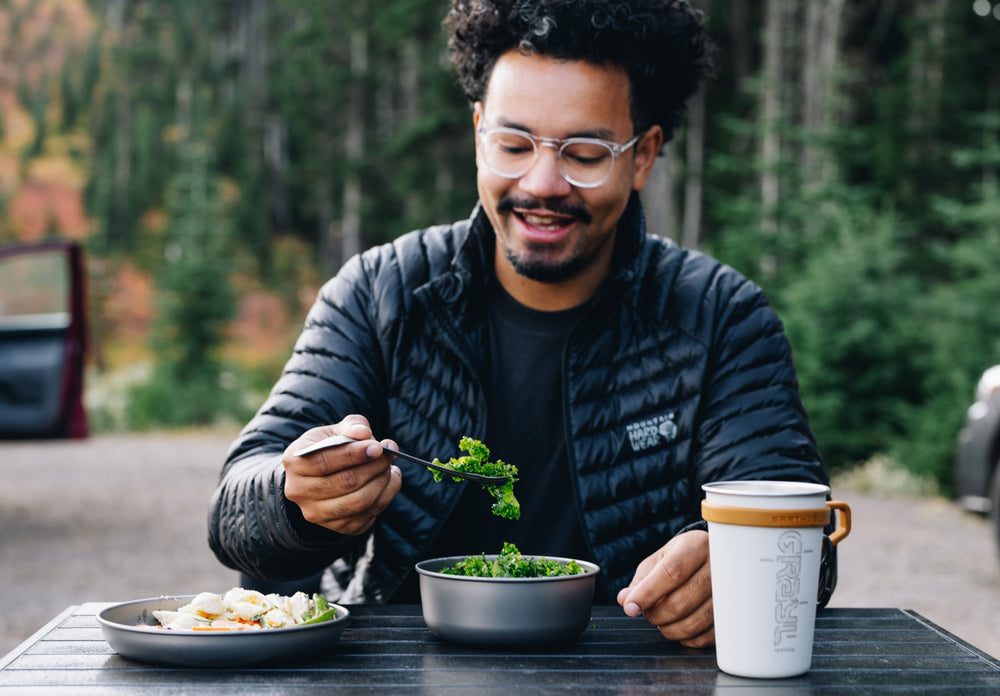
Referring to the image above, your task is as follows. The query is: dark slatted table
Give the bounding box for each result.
[2,605,998,694]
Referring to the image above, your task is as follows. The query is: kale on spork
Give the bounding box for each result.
[430,436,520,520]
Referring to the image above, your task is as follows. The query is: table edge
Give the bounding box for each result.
[903,608,1000,666]
[0,604,80,670]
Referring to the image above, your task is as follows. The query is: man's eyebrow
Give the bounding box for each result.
[494,117,617,141]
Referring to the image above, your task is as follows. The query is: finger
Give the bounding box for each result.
[619,531,709,617]
[620,552,694,617]
[294,464,396,534]
[334,463,402,535]
[639,557,712,628]
[652,594,715,646]
[286,436,385,478]
[616,543,664,603]
[286,416,374,458]
[340,417,374,440]
[675,618,716,649]
[369,464,402,516]
[287,454,390,503]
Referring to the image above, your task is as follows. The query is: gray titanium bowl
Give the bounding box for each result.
[415,555,600,647]
[97,595,350,667]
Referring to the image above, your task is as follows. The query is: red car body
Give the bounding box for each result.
[0,240,88,439]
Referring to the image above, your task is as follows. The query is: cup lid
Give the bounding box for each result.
[702,480,831,497]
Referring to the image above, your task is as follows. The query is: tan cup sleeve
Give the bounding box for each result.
[701,500,852,546]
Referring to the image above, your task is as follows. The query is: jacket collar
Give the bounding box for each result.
[607,191,646,287]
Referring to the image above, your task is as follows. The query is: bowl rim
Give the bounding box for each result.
[97,595,351,637]
[415,554,600,583]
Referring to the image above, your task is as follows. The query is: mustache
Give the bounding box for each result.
[496,196,593,225]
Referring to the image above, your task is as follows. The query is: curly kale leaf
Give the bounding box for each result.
[440,542,585,577]
[430,437,520,520]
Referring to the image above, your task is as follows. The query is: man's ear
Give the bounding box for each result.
[473,102,484,159]
[473,101,483,130]
[632,125,664,192]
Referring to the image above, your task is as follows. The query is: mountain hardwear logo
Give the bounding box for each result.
[626,412,678,452]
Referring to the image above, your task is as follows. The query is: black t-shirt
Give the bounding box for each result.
[392,279,609,603]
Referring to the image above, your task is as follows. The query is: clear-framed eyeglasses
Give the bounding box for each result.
[477,124,643,189]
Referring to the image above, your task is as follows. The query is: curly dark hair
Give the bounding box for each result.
[444,0,714,143]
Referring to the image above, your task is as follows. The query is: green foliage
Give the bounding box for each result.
[776,205,925,471]
[710,99,1000,487]
[24,87,48,160]
[59,67,79,130]
[35,0,1000,490]
[897,106,1000,487]
[126,95,246,429]
[699,2,1000,489]
[124,368,253,430]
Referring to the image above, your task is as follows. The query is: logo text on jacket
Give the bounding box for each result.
[626,412,678,452]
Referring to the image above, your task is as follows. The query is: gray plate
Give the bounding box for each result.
[97,595,350,668]
[416,556,599,647]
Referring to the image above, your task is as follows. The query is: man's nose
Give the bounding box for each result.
[518,144,572,197]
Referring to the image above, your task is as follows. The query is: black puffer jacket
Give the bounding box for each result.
[208,194,828,603]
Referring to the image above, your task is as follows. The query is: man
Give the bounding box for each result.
[209,0,832,648]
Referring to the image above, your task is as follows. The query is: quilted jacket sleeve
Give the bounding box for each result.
[676,259,836,606]
[680,259,836,604]
[688,263,826,489]
[208,246,396,582]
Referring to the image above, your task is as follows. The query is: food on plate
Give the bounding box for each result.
[150,588,337,631]
[430,436,521,519]
[440,542,585,578]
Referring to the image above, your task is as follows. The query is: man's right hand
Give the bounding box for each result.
[282,415,402,535]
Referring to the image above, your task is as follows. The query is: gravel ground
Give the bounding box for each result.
[2,432,998,659]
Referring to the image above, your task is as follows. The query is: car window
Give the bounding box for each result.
[0,241,88,438]
[0,249,71,329]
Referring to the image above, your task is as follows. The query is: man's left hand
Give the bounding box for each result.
[616,530,715,647]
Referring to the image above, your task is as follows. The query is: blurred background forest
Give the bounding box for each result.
[1,0,998,490]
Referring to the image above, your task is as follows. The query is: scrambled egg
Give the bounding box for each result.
[152,588,330,631]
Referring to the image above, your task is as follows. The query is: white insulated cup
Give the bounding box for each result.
[702,481,851,679]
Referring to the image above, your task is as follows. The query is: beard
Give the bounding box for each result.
[501,239,605,282]
[496,195,606,283]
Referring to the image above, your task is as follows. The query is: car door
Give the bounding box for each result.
[0,240,88,438]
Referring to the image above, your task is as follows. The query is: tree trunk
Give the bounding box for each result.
[801,0,845,192]
[727,0,752,86]
[264,114,291,233]
[908,0,947,165]
[681,83,706,250]
[642,141,678,241]
[107,0,130,247]
[759,0,783,241]
[400,39,421,221]
[317,175,335,269]
[337,4,368,268]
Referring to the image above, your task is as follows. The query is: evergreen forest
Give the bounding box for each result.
[1,0,999,490]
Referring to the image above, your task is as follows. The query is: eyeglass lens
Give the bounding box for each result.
[481,131,617,187]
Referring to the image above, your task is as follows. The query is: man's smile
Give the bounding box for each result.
[520,211,571,229]
[498,196,593,244]
[514,209,578,242]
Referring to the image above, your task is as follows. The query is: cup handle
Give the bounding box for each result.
[826,501,851,545]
